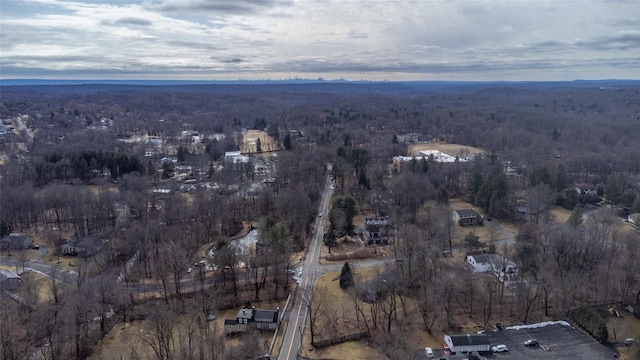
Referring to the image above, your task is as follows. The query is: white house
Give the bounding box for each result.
[224,151,249,164]
[467,254,518,283]
[466,254,494,272]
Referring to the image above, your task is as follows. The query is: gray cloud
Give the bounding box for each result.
[601,18,639,27]
[145,0,293,15]
[575,32,640,50]
[104,17,153,27]
[165,40,222,51]
[219,58,245,63]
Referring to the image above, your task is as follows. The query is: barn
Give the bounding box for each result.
[444,333,491,353]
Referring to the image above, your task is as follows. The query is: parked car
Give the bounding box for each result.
[425,347,434,358]
[624,338,635,345]
[524,339,539,347]
[491,344,509,352]
[443,344,451,355]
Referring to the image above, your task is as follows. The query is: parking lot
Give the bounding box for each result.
[415,322,618,360]
[485,322,616,359]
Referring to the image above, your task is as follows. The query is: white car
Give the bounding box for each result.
[491,344,508,352]
[424,347,434,358]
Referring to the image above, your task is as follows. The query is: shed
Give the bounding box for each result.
[0,269,21,290]
[444,333,491,353]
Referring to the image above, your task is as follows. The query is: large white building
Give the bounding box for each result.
[444,333,491,354]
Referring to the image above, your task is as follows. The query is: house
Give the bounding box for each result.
[224,306,280,334]
[61,237,103,257]
[253,309,280,330]
[467,254,519,283]
[0,233,34,250]
[453,209,483,226]
[224,151,249,164]
[466,254,494,273]
[364,217,389,245]
[0,269,21,290]
[444,334,491,354]
[395,133,433,144]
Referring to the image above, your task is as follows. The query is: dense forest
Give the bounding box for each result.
[1,81,639,360]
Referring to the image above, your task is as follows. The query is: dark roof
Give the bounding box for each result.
[236,308,254,320]
[1,269,20,281]
[449,334,490,346]
[224,319,238,325]
[468,254,494,264]
[455,209,480,217]
[254,309,278,323]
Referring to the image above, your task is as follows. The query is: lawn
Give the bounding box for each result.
[300,267,389,360]
[241,130,278,153]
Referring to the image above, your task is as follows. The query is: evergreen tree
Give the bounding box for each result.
[339,262,354,289]
[283,132,292,150]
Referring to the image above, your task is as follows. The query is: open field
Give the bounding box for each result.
[241,129,278,153]
[300,269,389,360]
[408,142,484,157]
[548,205,571,224]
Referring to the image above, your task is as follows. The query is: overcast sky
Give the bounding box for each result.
[1,0,639,81]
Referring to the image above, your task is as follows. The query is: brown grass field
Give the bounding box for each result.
[241,130,278,153]
[300,268,390,360]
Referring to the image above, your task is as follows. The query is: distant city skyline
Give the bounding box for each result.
[1,0,639,81]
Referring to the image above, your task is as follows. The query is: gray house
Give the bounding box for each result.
[364,217,389,245]
[453,209,483,226]
[224,306,280,334]
[0,233,34,250]
[0,269,21,290]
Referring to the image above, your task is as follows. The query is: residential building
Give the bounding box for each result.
[224,306,280,334]
[364,217,389,245]
[0,269,21,290]
[453,209,483,226]
[467,254,519,283]
[0,233,34,250]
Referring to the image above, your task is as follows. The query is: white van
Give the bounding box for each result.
[425,347,434,358]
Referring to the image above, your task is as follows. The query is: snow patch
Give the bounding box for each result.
[505,320,571,330]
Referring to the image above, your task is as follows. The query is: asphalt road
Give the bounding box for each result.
[278,175,334,360]
[0,256,78,286]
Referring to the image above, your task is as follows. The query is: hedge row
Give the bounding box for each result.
[570,306,608,342]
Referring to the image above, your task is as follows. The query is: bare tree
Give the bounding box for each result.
[302,284,331,346]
